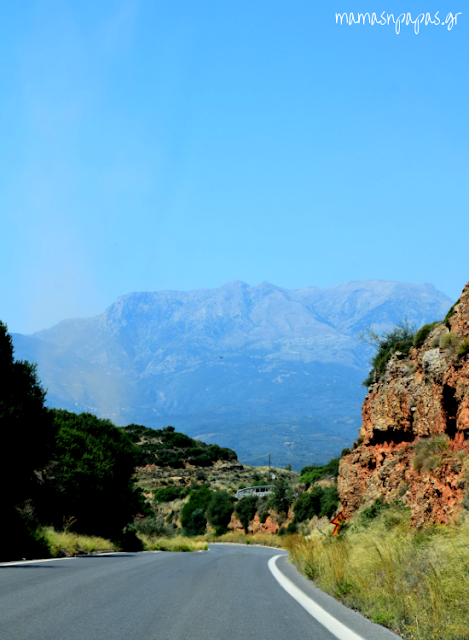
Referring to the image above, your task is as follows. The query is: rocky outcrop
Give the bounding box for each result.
[339,282,469,527]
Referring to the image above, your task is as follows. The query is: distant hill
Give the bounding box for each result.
[12,280,453,470]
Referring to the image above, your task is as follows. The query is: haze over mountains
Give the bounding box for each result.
[12,280,452,470]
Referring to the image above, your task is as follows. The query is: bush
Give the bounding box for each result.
[235,496,258,533]
[412,434,450,473]
[444,299,460,328]
[206,490,234,536]
[183,509,207,536]
[413,322,440,348]
[286,522,298,534]
[459,338,469,358]
[294,487,323,522]
[40,409,148,542]
[180,485,213,533]
[293,484,339,522]
[134,517,174,538]
[359,320,416,387]
[299,458,340,485]
[270,478,294,515]
[320,485,340,518]
[153,486,190,503]
[360,497,389,524]
[439,332,460,352]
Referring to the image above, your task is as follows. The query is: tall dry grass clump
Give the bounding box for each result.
[284,505,469,640]
[42,527,118,556]
[207,530,283,547]
[138,533,208,552]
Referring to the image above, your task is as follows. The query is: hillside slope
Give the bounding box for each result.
[339,280,469,526]
[15,279,452,469]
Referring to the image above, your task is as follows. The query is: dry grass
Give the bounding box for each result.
[138,534,208,552]
[207,530,284,547]
[284,506,469,640]
[42,527,118,556]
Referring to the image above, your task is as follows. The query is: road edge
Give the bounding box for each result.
[269,555,402,640]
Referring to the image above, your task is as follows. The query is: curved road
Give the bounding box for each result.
[0,544,400,640]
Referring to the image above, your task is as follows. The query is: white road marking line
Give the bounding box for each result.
[0,551,149,567]
[268,555,365,640]
[0,557,76,567]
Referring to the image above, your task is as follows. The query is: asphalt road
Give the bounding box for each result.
[0,544,400,640]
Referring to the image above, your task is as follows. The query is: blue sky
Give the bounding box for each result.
[1,0,467,334]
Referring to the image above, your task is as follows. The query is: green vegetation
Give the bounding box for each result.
[42,527,117,556]
[299,458,340,486]
[40,409,149,544]
[235,496,259,533]
[0,321,57,561]
[412,434,450,473]
[270,478,295,515]
[206,490,235,535]
[124,423,237,468]
[360,320,416,387]
[139,533,208,552]
[153,485,190,503]
[294,485,339,522]
[413,321,440,348]
[208,530,283,547]
[180,485,213,535]
[444,298,460,328]
[285,503,469,640]
[459,337,469,357]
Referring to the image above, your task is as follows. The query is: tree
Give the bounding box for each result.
[39,409,148,542]
[180,485,213,535]
[271,478,294,515]
[206,490,234,535]
[234,496,258,533]
[0,321,57,560]
[184,509,207,536]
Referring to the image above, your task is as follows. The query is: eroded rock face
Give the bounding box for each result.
[338,282,469,527]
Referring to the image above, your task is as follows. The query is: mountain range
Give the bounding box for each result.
[12,279,453,470]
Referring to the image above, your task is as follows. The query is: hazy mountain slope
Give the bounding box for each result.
[12,334,138,422]
[20,280,452,469]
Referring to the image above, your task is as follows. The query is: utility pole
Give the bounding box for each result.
[268,452,270,470]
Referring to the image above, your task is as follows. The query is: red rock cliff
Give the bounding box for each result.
[338,281,469,527]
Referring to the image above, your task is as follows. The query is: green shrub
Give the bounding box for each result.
[412,434,450,473]
[278,526,286,536]
[259,510,270,524]
[444,299,460,328]
[359,320,416,387]
[439,332,460,351]
[184,509,207,536]
[293,484,339,522]
[413,322,440,348]
[341,448,352,457]
[42,409,149,541]
[135,517,174,538]
[153,485,190,503]
[235,496,258,533]
[270,478,295,515]
[180,485,213,532]
[459,338,469,357]
[286,522,298,534]
[294,487,323,522]
[206,490,234,536]
[299,458,340,485]
[360,497,389,524]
